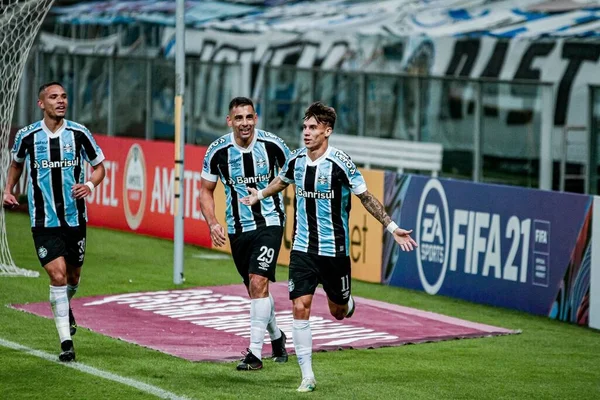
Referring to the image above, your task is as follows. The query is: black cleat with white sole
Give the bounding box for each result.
[236,349,262,371]
[271,330,288,363]
[59,340,76,362]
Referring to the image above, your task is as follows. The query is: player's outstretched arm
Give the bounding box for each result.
[72,162,106,199]
[3,160,24,208]
[356,190,418,252]
[240,177,289,206]
[199,178,227,247]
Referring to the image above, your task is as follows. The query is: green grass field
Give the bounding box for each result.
[1,211,599,399]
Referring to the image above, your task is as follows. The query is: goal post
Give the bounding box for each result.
[1,0,56,277]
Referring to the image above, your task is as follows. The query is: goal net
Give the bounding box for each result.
[1,0,56,277]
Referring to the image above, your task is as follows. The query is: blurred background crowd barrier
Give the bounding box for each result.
[11,0,600,194]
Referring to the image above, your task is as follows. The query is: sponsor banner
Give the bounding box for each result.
[383,173,594,322]
[85,136,211,248]
[212,169,385,283]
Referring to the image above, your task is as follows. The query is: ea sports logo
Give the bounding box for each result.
[123,144,147,230]
[416,179,450,295]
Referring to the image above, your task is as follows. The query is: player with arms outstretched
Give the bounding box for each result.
[241,101,417,391]
[4,81,106,362]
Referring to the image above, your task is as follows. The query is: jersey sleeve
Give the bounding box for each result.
[201,148,220,182]
[348,168,367,195]
[332,149,367,195]
[275,139,291,168]
[80,128,105,166]
[11,129,28,163]
[279,153,296,184]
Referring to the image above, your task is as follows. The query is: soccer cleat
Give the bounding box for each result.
[69,307,77,336]
[345,295,356,318]
[271,329,288,363]
[297,377,317,392]
[59,340,76,362]
[236,349,263,371]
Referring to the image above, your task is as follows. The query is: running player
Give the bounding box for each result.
[199,96,290,370]
[4,81,106,362]
[241,101,417,391]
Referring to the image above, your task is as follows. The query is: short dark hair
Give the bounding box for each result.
[38,81,65,97]
[304,101,336,130]
[228,97,254,112]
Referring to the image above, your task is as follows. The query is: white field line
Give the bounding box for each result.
[0,337,191,400]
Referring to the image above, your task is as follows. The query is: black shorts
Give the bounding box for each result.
[288,250,352,305]
[31,225,87,268]
[229,226,283,287]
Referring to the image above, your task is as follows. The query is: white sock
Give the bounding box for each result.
[293,319,314,379]
[267,293,281,341]
[67,283,78,302]
[49,285,71,343]
[249,297,271,360]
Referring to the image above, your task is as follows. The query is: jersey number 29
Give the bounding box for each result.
[257,246,275,264]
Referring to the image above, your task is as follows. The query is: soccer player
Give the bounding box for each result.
[241,101,418,392]
[3,81,106,362]
[199,96,290,371]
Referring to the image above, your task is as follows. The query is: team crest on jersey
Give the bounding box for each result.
[288,279,295,292]
[257,158,266,168]
[37,246,48,259]
[317,174,328,185]
[63,143,73,153]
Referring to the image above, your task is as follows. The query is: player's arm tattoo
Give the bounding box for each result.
[357,191,393,227]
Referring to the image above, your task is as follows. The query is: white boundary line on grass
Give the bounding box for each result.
[0,337,191,400]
